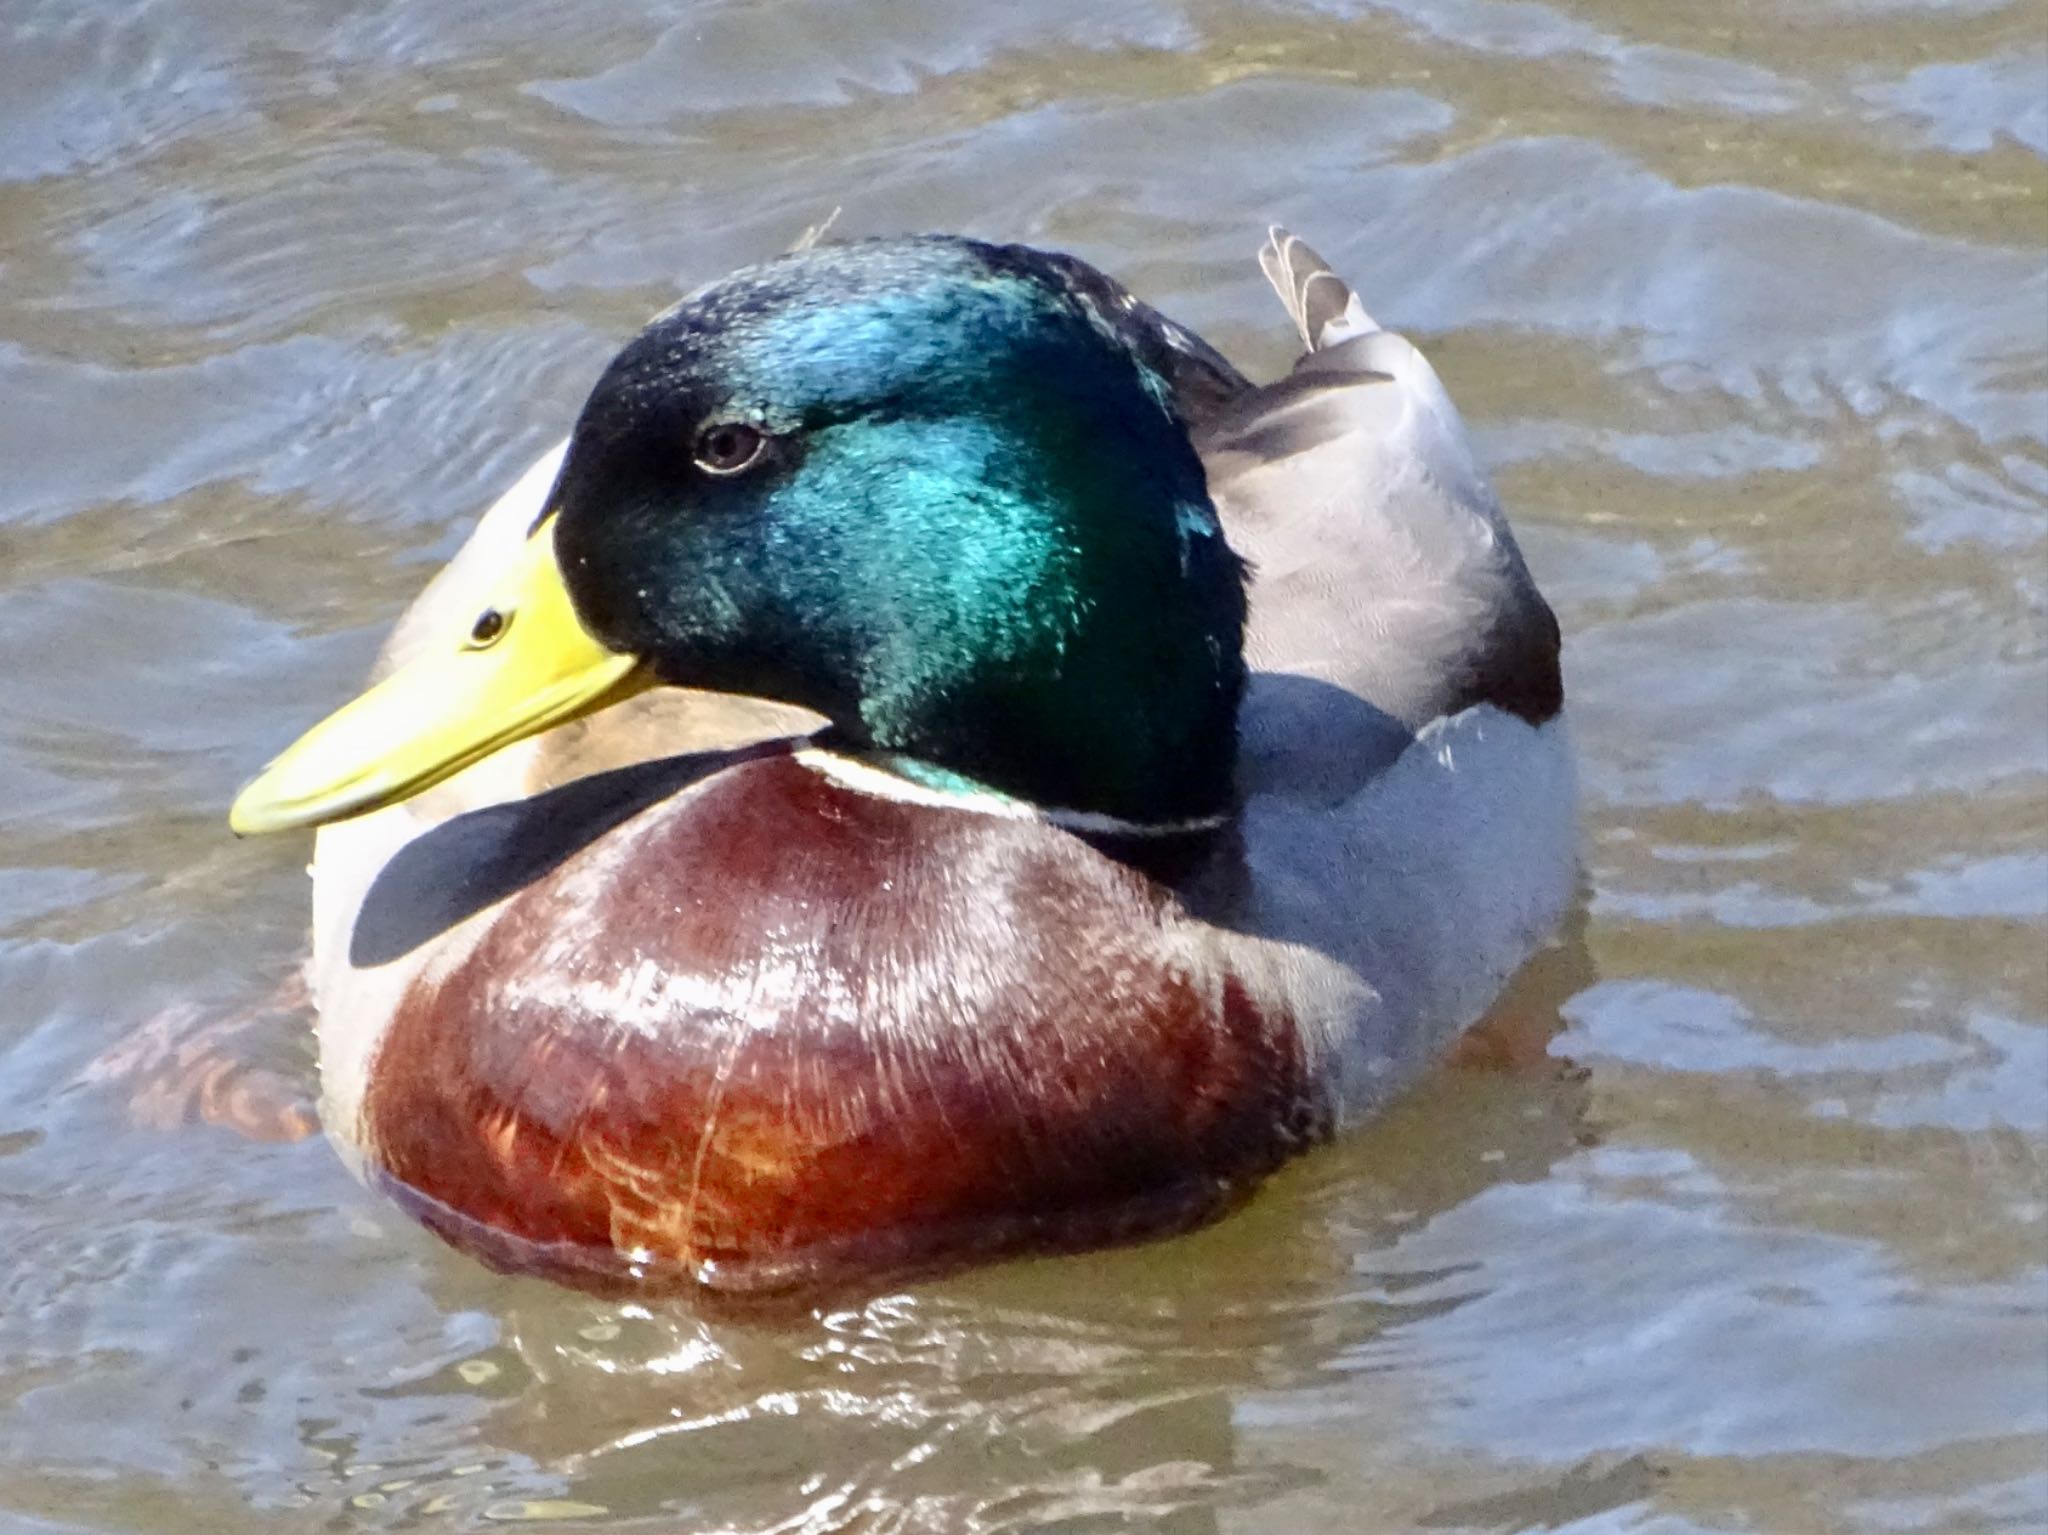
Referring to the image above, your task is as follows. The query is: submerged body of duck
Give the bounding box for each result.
[232,230,1576,1299]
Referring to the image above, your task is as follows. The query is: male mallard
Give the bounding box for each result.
[231,230,1576,1298]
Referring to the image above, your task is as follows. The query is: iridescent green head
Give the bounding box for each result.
[552,236,1246,824]
[229,237,1246,838]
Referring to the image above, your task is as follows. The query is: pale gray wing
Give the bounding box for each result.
[1201,230,1561,805]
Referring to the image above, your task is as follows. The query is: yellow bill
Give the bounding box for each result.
[229,515,651,835]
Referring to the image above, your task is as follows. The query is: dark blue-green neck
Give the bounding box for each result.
[789,407,1242,824]
[553,237,1247,826]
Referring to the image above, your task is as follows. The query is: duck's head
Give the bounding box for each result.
[231,237,1246,836]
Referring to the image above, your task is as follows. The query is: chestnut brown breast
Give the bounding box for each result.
[360,754,1322,1299]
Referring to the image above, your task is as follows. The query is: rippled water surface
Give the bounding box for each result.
[3,1,2045,1530]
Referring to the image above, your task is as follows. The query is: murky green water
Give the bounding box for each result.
[2,1,2044,1530]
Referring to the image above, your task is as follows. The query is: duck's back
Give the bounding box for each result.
[1196,232,1561,792]
[1181,232,1577,1119]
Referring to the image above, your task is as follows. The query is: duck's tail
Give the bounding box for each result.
[1259,226,1377,352]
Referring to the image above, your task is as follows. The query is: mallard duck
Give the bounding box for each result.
[231,229,1576,1298]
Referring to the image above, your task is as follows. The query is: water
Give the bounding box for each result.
[2,1,2043,1529]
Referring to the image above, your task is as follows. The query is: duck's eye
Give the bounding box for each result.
[468,608,507,647]
[694,421,767,477]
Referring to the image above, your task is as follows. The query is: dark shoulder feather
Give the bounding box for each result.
[976,240,1254,427]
